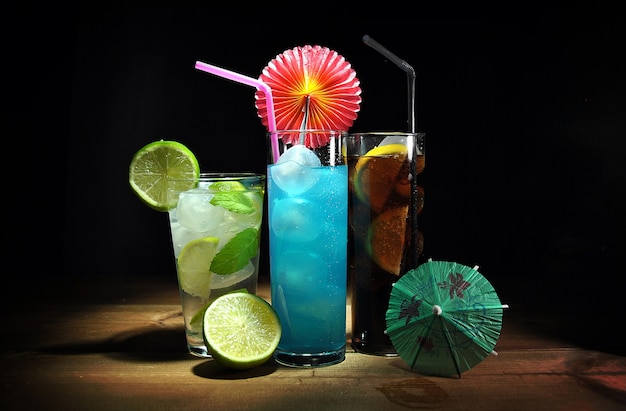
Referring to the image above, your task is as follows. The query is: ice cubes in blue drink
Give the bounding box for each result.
[279,145,321,166]
[270,197,323,242]
[272,250,344,348]
[272,145,321,194]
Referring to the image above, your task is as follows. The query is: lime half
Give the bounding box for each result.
[129,140,200,211]
[203,291,281,370]
[177,236,219,297]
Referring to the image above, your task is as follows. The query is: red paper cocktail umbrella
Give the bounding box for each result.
[255,45,362,148]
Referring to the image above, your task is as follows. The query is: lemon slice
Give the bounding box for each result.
[353,143,408,213]
[177,236,219,297]
[129,140,200,211]
[203,291,281,370]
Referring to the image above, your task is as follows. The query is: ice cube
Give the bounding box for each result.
[270,197,323,242]
[202,219,239,247]
[275,250,324,287]
[168,221,208,258]
[278,145,321,167]
[210,262,255,289]
[271,145,321,194]
[177,189,224,232]
[272,251,344,342]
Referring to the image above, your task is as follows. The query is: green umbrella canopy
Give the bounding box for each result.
[386,260,509,377]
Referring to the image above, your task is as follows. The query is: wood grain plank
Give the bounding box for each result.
[2,277,624,411]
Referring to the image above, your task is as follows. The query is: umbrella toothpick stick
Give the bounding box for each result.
[299,95,311,145]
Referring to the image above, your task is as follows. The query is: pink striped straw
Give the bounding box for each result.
[194,61,279,163]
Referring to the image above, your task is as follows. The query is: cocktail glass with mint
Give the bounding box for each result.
[167,173,265,357]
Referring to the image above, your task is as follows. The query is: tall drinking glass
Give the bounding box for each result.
[266,130,348,367]
[346,132,425,355]
[167,173,265,357]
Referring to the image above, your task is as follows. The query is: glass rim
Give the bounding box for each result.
[167,172,265,182]
[267,129,347,135]
[348,131,425,137]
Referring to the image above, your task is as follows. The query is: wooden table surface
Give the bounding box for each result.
[2,275,625,411]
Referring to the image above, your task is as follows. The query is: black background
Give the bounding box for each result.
[7,6,626,351]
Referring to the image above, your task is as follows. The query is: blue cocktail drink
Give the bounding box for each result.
[267,130,347,367]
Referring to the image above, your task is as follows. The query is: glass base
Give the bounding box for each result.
[351,340,399,357]
[274,346,346,367]
[187,343,211,358]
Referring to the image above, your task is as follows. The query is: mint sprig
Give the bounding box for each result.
[210,192,255,214]
[210,228,259,274]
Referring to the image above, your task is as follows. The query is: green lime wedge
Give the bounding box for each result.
[177,236,219,297]
[189,301,212,334]
[209,181,247,192]
[129,140,200,211]
[203,291,281,370]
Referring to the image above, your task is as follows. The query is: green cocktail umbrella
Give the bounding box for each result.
[386,259,509,377]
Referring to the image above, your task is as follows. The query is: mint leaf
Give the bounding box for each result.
[210,192,255,214]
[210,228,259,274]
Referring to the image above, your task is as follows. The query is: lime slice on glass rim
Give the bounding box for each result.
[203,291,281,370]
[129,140,200,211]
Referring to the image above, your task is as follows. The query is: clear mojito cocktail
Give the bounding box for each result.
[267,130,348,367]
[167,173,265,357]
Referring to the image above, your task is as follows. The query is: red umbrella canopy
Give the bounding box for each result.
[255,45,362,148]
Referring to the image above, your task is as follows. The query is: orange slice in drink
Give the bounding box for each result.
[416,155,425,175]
[366,205,409,276]
[353,143,408,214]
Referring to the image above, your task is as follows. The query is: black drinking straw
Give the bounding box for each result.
[362,35,421,268]
[362,35,416,132]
